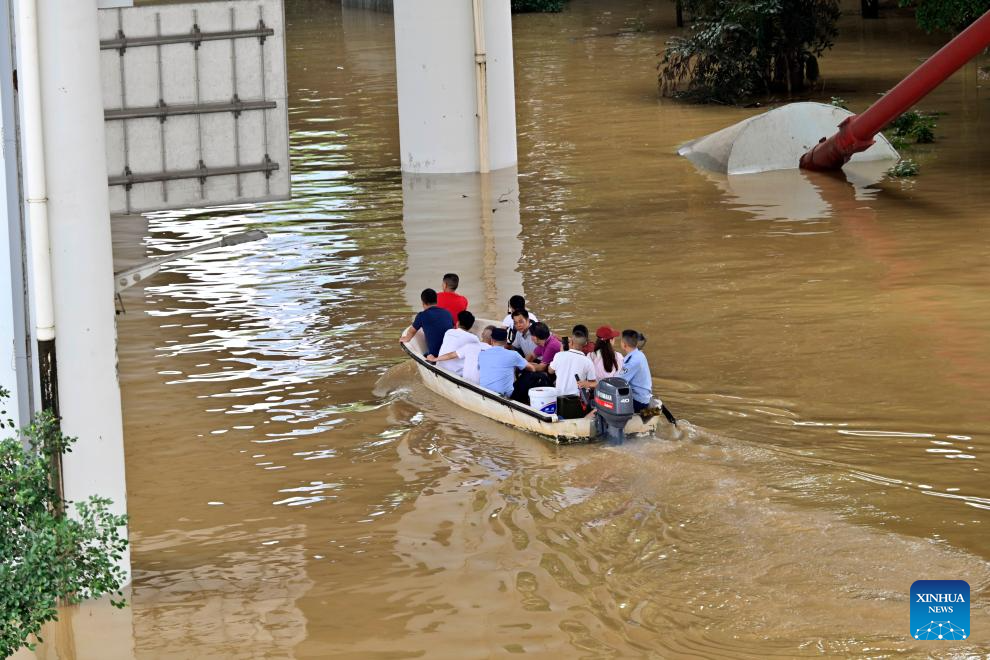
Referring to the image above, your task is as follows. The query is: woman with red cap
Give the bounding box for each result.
[590,325,624,380]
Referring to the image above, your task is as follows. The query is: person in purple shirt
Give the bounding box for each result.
[509,321,555,402]
[400,288,454,357]
[528,322,562,371]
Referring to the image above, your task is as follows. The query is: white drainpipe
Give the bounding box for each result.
[471,0,491,173]
[17,0,62,509]
[17,0,55,348]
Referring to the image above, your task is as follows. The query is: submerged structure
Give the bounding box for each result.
[680,10,990,176]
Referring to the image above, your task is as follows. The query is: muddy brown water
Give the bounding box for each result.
[20,1,990,658]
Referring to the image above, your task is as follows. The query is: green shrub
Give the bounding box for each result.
[511,0,566,12]
[659,0,841,105]
[898,0,990,33]
[887,110,937,144]
[0,396,128,657]
[888,158,919,177]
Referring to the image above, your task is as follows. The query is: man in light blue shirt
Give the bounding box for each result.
[479,328,536,397]
[619,329,653,411]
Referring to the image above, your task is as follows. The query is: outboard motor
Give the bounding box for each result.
[593,377,635,445]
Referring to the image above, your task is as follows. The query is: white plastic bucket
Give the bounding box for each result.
[529,387,557,415]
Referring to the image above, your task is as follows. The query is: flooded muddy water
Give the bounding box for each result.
[21,0,990,657]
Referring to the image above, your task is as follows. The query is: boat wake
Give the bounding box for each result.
[362,365,990,657]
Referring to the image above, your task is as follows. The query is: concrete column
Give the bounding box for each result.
[37,0,130,578]
[393,0,517,173]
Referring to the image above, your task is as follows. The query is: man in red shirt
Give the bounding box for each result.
[437,273,468,322]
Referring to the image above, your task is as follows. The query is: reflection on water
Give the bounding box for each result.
[402,168,524,319]
[19,0,990,657]
[132,524,312,657]
[701,160,890,223]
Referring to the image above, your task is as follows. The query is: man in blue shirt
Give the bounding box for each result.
[478,328,536,397]
[400,288,454,357]
[619,329,653,412]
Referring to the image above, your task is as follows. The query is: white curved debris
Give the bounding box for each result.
[678,102,899,175]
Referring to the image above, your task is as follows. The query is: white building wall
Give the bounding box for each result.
[0,0,35,430]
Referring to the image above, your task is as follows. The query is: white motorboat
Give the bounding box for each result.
[399,318,663,443]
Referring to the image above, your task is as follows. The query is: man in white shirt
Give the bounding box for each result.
[548,332,597,396]
[454,325,495,384]
[501,294,538,329]
[429,324,498,384]
[431,311,479,376]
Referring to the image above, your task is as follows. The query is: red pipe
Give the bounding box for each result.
[800,9,990,171]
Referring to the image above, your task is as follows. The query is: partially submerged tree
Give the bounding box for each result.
[0,394,129,657]
[659,0,841,104]
[899,0,990,33]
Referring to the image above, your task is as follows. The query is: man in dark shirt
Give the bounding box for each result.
[400,288,454,356]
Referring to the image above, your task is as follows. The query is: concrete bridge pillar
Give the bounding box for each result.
[393,0,517,173]
[36,0,130,578]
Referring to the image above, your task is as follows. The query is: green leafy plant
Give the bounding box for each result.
[0,387,15,431]
[898,0,990,33]
[511,0,566,12]
[0,399,128,657]
[887,109,937,144]
[829,96,849,110]
[658,0,841,104]
[888,158,920,177]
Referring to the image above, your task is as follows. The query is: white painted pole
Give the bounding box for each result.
[16,0,62,512]
[471,0,490,174]
[36,0,130,580]
[16,0,61,492]
[15,0,54,347]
